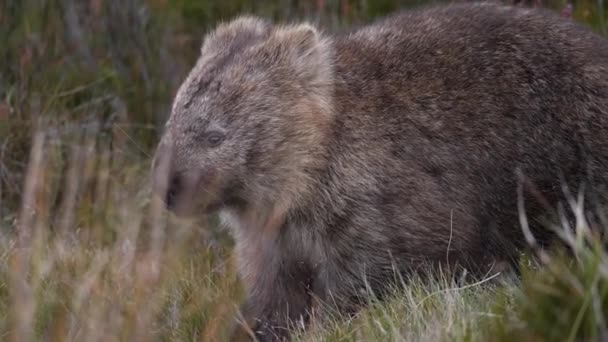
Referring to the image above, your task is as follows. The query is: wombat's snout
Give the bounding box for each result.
[151,141,208,217]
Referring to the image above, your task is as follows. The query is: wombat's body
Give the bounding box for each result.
[152,2,608,340]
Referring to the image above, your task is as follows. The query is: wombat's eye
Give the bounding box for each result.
[206,131,225,147]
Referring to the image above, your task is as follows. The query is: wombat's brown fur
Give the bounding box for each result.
[152,2,608,340]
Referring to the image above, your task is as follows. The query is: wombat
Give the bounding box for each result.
[151,2,608,341]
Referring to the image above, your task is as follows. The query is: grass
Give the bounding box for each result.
[296,271,518,342]
[1,0,608,341]
[0,129,243,341]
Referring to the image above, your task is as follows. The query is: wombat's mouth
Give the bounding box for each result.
[154,167,225,217]
[201,201,224,214]
[152,161,244,218]
[163,196,224,218]
[165,181,242,218]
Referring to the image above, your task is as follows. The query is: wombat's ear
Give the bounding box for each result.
[202,16,270,56]
[272,23,333,88]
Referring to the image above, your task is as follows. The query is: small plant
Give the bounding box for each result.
[486,189,608,342]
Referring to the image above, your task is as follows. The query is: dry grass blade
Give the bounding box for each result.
[8,130,45,342]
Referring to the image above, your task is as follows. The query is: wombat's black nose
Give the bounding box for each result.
[165,174,182,210]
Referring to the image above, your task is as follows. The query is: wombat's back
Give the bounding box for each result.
[320,2,608,270]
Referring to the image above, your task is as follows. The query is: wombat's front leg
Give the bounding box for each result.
[229,245,315,342]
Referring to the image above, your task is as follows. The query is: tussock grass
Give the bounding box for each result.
[298,271,518,342]
[490,192,608,342]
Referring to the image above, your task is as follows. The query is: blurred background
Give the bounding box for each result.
[0,1,607,341]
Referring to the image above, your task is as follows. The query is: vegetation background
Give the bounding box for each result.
[1,0,607,341]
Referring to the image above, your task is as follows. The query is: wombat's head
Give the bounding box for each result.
[151,16,333,217]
